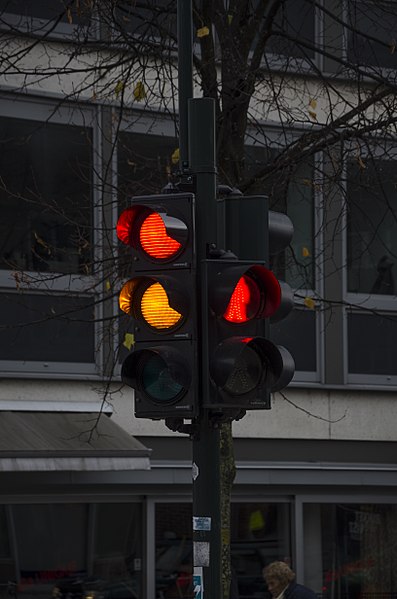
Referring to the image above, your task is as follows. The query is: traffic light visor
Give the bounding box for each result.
[117,206,188,262]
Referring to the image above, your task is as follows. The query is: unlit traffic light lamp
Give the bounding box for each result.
[117,194,197,420]
[204,258,295,416]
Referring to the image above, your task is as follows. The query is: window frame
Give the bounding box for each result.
[342,141,397,387]
[0,1,99,42]
[244,126,323,384]
[0,94,102,378]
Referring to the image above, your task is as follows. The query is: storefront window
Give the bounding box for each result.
[0,503,142,599]
[304,502,397,597]
[155,502,291,599]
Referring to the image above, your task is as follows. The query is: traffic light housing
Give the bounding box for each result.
[206,194,295,417]
[117,193,197,420]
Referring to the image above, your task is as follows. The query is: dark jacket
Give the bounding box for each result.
[284,581,317,599]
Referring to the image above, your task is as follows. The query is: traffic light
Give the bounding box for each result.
[206,195,295,417]
[116,193,197,419]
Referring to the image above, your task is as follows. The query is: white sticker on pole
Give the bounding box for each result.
[193,566,204,598]
[193,516,211,531]
[192,462,199,481]
[193,541,210,567]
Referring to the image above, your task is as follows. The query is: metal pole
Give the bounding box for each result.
[189,97,222,599]
[177,0,193,172]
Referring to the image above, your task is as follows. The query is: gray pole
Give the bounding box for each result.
[177,0,193,172]
[189,97,222,599]
[177,1,222,595]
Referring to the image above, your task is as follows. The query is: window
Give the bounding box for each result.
[345,152,397,385]
[348,311,397,376]
[0,502,142,599]
[0,97,98,377]
[112,0,177,48]
[0,0,95,38]
[245,144,315,292]
[0,293,95,366]
[271,308,317,374]
[93,504,143,597]
[117,131,177,210]
[0,116,93,276]
[347,0,397,70]
[347,158,397,296]
[155,502,291,599]
[264,0,316,61]
[243,141,318,381]
[304,502,397,596]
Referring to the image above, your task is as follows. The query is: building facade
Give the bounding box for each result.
[0,1,397,598]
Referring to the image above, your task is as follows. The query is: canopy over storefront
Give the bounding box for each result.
[0,411,151,471]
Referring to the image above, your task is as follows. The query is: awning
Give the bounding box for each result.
[0,411,151,472]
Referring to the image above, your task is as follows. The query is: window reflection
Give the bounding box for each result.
[347,0,397,70]
[0,503,141,599]
[0,117,93,275]
[347,158,397,296]
[304,503,397,597]
[155,502,291,599]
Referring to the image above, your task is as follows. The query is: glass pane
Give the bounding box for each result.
[348,311,397,375]
[0,293,95,363]
[117,131,176,210]
[156,503,193,599]
[347,159,397,295]
[271,308,317,372]
[13,504,87,590]
[304,503,397,596]
[245,144,314,290]
[113,0,177,47]
[0,116,93,275]
[231,503,291,599]
[0,0,91,25]
[347,0,397,69]
[93,503,142,599]
[155,502,291,599]
[265,0,315,59]
[0,506,15,588]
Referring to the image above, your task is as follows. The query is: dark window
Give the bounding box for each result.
[347,0,397,69]
[117,131,177,209]
[113,0,177,47]
[13,504,88,578]
[0,293,95,363]
[264,0,316,60]
[93,504,142,597]
[0,0,92,29]
[347,158,397,295]
[271,308,317,373]
[155,502,291,599]
[0,116,93,275]
[348,311,397,375]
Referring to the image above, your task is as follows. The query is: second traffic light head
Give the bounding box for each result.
[204,259,295,411]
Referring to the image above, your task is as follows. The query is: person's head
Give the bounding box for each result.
[263,561,295,597]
